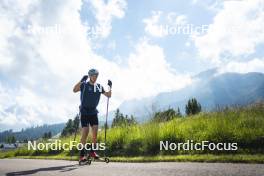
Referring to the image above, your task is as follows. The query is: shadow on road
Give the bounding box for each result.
[6,164,78,176]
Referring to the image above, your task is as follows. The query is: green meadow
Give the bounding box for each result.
[1,103,263,163]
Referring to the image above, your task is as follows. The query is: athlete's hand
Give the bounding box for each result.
[108,80,112,88]
[81,75,88,82]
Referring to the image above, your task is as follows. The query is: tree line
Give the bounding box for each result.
[61,98,202,134]
[0,123,65,143]
[61,114,80,137]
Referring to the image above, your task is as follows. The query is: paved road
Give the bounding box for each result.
[0,159,263,176]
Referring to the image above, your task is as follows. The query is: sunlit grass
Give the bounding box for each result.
[1,103,263,162]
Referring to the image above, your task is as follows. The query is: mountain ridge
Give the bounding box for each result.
[115,71,264,122]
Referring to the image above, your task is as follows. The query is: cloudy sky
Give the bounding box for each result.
[0,0,264,131]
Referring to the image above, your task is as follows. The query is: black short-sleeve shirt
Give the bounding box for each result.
[80,82,105,115]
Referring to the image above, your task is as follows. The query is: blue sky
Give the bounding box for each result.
[0,0,264,131]
[82,0,217,73]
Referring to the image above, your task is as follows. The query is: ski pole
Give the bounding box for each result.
[104,80,112,158]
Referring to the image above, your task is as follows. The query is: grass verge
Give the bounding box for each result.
[1,154,264,164]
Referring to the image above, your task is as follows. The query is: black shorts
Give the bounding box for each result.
[80,114,98,127]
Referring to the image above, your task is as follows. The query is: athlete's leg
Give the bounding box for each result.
[79,115,89,159]
[81,126,89,145]
[91,125,98,144]
[89,125,99,158]
[89,114,99,158]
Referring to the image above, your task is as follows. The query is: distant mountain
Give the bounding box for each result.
[116,70,264,122]
[0,123,65,142]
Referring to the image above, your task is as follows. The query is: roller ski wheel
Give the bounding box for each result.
[104,157,110,163]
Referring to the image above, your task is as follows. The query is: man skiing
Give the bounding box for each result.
[73,68,112,162]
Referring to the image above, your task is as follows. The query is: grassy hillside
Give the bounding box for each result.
[1,103,263,162]
[99,103,264,156]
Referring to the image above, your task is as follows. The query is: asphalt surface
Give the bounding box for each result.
[0,159,263,176]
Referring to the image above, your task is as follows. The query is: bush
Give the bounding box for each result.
[153,107,181,122]
[185,98,202,115]
[112,109,137,127]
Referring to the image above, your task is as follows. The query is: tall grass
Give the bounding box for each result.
[1,103,263,158]
[97,103,264,156]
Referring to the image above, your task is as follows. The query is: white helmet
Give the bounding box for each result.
[88,68,99,77]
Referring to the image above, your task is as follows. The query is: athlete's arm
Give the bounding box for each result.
[73,75,88,93]
[73,81,81,93]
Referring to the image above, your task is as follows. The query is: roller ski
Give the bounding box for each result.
[78,155,92,165]
[87,151,110,163]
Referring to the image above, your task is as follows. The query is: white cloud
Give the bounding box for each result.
[143,11,188,37]
[219,58,264,74]
[193,0,264,63]
[0,0,191,131]
[87,0,127,38]
[116,38,192,100]
[0,84,68,130]
[0,0,91,131]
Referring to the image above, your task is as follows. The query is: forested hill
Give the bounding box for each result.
[0,123,65,142]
